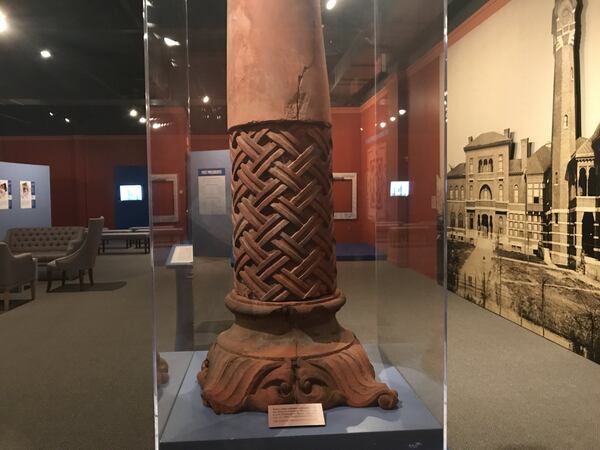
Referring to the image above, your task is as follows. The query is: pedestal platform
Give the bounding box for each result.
[158,345,442,449]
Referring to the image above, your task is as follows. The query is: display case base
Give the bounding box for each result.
[158,345,442,450]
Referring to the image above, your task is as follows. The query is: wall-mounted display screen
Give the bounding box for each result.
[390,181,410,197]
[119,184,143,201]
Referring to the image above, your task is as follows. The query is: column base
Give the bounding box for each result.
[197,291,399,414]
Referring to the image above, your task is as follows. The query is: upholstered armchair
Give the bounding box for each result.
[47,217,104,292]
[0,242,36,311]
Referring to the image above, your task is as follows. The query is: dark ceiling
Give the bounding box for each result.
[0,0,485,136]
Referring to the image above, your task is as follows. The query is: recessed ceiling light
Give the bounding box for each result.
[40,49,52,59]
[326,0,337,10]
[390,116,397,122]
[379,121,387,129]
[164,37,180,47]
[64,117,70,123]
[129,108,139,118]
[139,117,147,124]
[49,112,54,117]
[398,108,407,116]
[0,10,9,33]
[202,95,210,104]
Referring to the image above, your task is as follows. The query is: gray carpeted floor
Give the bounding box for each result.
[0,254,156,450]
[1,255,599,449]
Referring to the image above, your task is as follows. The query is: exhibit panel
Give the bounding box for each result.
[0,161,51,239]
[146,0,447,448]
[446,0,600,366]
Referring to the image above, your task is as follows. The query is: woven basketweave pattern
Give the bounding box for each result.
[230,122,337,302]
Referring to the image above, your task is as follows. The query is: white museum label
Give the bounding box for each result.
[197,168,226,215]
[171,245,193,265]
[268,403,325,428]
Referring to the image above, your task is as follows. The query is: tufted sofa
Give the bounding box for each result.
[4,227,85,264]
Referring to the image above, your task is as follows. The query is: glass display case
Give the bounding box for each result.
[145,0,447,448]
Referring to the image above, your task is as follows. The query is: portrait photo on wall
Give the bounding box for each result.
[447,0,600,365]
[0,179,11,210]
[20,180,36,209]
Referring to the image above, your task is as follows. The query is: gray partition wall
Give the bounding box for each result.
[187,150,232,257]
[0,161,52,240]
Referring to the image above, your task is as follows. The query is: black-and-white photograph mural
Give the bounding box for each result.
[447,0,600,364]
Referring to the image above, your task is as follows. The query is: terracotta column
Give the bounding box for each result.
[197,0,398,413]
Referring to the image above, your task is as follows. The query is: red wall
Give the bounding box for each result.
[0,135,146,228]
[147,107,189,240]
[0,75,439,280]
[191,134,228,151]
[331,108,363,243]
[407,57,442,279]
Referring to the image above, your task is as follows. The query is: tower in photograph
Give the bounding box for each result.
[549,0,578,266]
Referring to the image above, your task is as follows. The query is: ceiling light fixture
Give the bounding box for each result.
[49,112,54,117]
[389,116,397,122]
[379,121,387,129]
[40,49,52,59]
[139,117,147,124]
[326,0,337,10]
[398,108,407,116]
[164,37,180,47]
[0,10,9,33]
[64,117,70,123]
[202,95,210,104]
[129,108,139,118]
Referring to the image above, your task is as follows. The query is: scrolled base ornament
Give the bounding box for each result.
[197,291,399,413]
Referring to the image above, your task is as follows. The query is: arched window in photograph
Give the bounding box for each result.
[499,216,504,234]
[498,183,504,201]
[460,186,465,200]
[564,114,569,128]
[489,159,494,172]
[513,184,519,203]
[450,212,456,228]
[478,160,483,173]
[458,213,464,228]
[479,184,492,200]
[469,185,473,199]
[483,159,488,172]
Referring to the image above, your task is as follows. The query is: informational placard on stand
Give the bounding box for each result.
[197,168,226,215]
[267,403,325,428]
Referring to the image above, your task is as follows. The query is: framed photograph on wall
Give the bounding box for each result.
[20,180,36,209]
[0,179,11,210]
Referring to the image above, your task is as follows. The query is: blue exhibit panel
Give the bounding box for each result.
[114,165,149,229]
[335,243,387,261]
[188,150,232,257]
[0,161,51,240]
